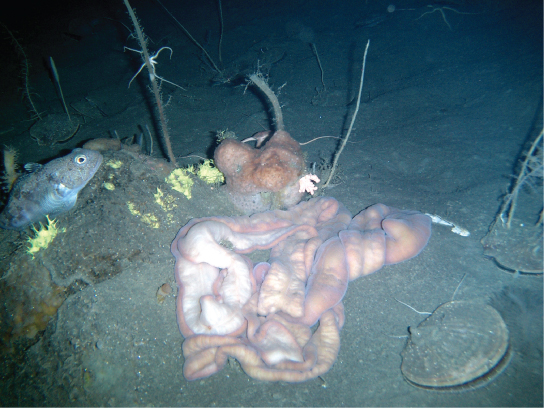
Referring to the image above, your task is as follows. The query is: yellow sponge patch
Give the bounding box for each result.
[166,168,194,199]
[106,159,123,169]
[27,215,65,258]
[127,201,160,228]
[154,188,177,211]
[197,159,224,185]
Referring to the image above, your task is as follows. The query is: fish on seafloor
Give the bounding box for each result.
[0,148,103,230]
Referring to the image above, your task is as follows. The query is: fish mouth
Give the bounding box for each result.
[92,153,104,174]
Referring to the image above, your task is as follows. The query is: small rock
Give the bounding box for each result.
[156,283,172,304]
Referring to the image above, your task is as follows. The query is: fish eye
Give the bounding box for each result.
[75,154,87,164]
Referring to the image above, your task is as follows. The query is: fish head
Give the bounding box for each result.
[49,148,103,198]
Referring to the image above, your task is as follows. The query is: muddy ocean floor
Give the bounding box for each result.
[0,0,542,406]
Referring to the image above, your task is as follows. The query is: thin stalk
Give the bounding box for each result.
[218,0,224,65]
[50,57,71,122]
[323,40,370,189]
[155,0,221,74]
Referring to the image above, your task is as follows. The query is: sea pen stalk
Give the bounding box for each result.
[50,57,71,122]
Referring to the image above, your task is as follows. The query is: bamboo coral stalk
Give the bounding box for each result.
[249,73,284,132]
[1,23,42,120]
[123,0,177,167]
[500,128,543,228]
